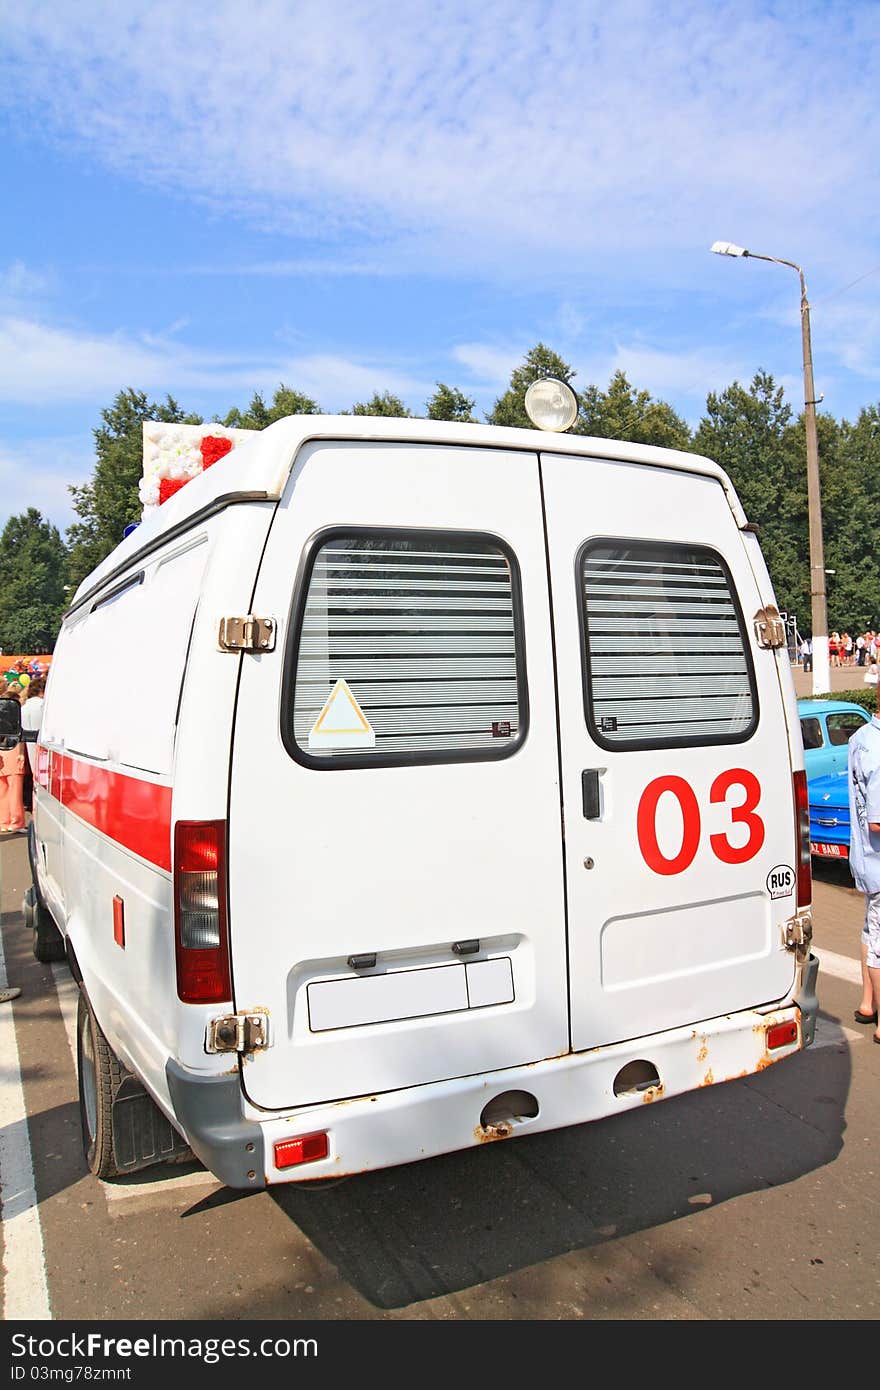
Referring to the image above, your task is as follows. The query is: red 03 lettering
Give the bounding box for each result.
[637,769,765,875]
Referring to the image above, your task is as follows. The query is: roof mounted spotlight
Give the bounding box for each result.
[524,377,579,432]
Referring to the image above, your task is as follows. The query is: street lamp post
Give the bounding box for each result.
[710,240,830,696]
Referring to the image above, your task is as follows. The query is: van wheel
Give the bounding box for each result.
[32,901,65,963]
[77,992,123,1179]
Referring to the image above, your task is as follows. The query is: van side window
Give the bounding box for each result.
[42,537,208,774]
[578,539,757,750]
[285,530,526,767]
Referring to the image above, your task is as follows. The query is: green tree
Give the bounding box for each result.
[0,509,68,651]
[819,403,880,630]
[425,383,476,422]
[224,384,319,429]
[578,370,691,449]
[349,391,412,417]
[66,390,201,589]
[486,344,575,429]
[693,371,807,613]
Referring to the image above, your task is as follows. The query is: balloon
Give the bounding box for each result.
[18,673,29,686]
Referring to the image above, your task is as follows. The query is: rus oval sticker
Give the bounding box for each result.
[766,864,796,899]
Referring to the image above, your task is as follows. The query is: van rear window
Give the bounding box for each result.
[285,530,526,766]
[579,539,757,749]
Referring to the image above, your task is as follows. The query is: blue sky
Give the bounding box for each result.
[1,0,879,539]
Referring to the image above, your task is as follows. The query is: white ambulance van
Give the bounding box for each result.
[3,395,819,1188]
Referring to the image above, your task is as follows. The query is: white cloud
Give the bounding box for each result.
[0,262,51,302]
[0,317,271,402]
[2,1,878,280]
[0,314,440,416]
[275,353,431,409]
[452,343,527,389]
[606,344,749,401]
[0,437,92,534]
[814,299,880,384]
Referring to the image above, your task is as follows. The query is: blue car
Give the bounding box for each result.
[807,769,851,862]
[798,698,870,861]
[798,698,870,779]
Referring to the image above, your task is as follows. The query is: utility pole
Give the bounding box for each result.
[711,242,830,694]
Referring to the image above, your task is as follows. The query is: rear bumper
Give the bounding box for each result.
[166,979,819,1188]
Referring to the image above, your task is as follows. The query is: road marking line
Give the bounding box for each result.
[811,1015,862,1049]
[0,909,51,1320]
[813,947,862,987]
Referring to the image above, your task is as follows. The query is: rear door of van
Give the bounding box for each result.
[228,440,568,1109]
[540,451,797,1050]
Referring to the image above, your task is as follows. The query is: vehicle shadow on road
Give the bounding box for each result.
[262,1038,849,1310]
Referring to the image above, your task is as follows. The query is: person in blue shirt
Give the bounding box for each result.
[848,710,880,1038]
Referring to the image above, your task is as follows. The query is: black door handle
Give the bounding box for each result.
[582,769,601,820]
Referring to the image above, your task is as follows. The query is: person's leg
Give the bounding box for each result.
[5,772,25,830]
[863,894,880,1040]
[0,775,10,829]
[857,938,876,1018]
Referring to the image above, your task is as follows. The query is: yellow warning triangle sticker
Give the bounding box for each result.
[309,679,376,749]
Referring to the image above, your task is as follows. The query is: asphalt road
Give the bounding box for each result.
[1,834,877,1326]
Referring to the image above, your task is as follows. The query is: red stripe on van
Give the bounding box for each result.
[37,748,172,871]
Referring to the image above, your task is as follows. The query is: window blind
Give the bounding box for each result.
[291,534,522,761]
[581,542,756,747]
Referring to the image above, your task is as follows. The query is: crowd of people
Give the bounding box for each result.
[2,656,49,693]
[830,630,880,670]
[799,629,880,684]
[0,673,45,835]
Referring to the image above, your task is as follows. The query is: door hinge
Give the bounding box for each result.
[753,605,786,649]
[205,1012,270,1054]
[218,616,276,652]
[783,910,813,954]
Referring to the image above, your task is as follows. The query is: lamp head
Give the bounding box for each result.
[711,240,749,257]
[524,377,579,432]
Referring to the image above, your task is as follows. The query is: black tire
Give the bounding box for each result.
[77,991,124,1179]
[32,900,65,963]
[24,834,66,962]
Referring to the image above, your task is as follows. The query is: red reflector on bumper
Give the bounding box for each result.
[766,1020,799,1050]
[274,1132,329,1170]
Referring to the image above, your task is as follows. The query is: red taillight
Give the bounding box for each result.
[766,1020,799,1051]
[793,771,812,908]
[274,1133,329,1170]
[173,820,231,1004]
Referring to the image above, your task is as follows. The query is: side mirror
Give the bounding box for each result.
[0,696,22,751]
